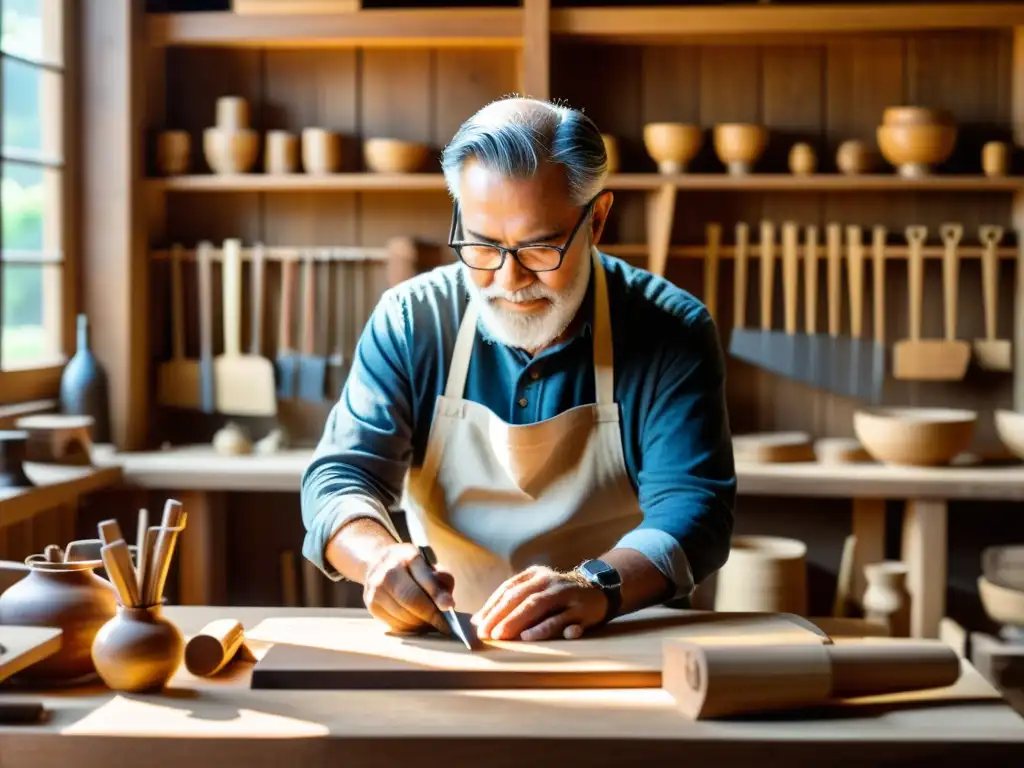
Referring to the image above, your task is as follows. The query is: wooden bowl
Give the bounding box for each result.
[876,123,957,178]
[836,140,874,175]
[712,123,767,176]
[202,128,259,174]
[853,407,976,467]
[363,138,430,174]
[993,409,1024,462]
[642,123,703,174]
[882,106,954,127]
[977,576,1024,628]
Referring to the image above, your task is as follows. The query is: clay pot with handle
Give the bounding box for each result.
[0,544,118,685]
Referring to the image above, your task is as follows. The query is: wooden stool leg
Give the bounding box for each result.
[176,490,227,606]
[901,499,948,639]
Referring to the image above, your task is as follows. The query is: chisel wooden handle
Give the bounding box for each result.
[979,225,1004,341]
[733,223,749,329]
[804,225,818,334]
[781,222,798,336]
[939,223,963,342]
[760,221,775,331]
[301,251,316,356]
[846,225,864,340]
[223,238,243,357]
[872,226,887,344]
[905,226,927,342]
[278,256,296,352]
[251,243,265,356]
[827,223,842,338]
[704,223,721,323]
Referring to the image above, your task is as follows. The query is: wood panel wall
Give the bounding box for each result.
[553,31,1015,449]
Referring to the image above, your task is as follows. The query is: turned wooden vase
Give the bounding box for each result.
[862,561,911,637]
[92,604,185,693]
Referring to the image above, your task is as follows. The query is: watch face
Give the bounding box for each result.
[581,559,621,589]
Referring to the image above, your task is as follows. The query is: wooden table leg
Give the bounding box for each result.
[900,499,948,639]
[176,490,227,606]
[851,498,886,610]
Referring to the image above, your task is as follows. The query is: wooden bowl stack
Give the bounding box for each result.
[876,106,956,178]
[203,96,259,174]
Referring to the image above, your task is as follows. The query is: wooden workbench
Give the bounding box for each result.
[93,445,1024,637]
[1,606,1022,767]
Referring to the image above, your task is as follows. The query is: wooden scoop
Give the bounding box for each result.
[974,224,1010,371]
[214,238,278,416]
[893,225,970,380]
[156,244,201,409]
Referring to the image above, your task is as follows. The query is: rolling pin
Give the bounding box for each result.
[663,639,961,720]
[184,619,256,677]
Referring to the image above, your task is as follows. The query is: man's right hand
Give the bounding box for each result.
[362,542,455,635]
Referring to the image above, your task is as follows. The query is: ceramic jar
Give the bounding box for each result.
[92,604,185,692]
[788,142,817,175]
[862,560,911,637]
[0,548,118,684]
[982,141,1009,177]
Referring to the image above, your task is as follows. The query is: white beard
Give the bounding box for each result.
[465,243,593,352]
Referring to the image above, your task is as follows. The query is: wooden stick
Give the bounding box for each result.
[135,508,148,596]
[97,518,140,607]
[145,499,185,606]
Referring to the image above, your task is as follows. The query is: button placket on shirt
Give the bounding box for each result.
[516,365,542,416]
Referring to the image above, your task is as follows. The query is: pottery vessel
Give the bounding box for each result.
[982,141,1009,177]
[363,138,429,174]
[642,123,703,174]
[215,96,250,132]
[0,431,33,489]
[788,142,816,175]
[882,106,954,127]
[59,314,111,443]
[712,123,767,176]
[203,128,259,174]
[836,140,873,175]
[92,604,185,693]
[301,128,341,174]
[853,407,976,466]
[876,123,956,178]
[0,548,118,684]
[156,130,190,175]
[264,130,298,174]
[601,134,620,174]
[714,535,808,615]
[977,576,1024,630]
[862,561,911,637]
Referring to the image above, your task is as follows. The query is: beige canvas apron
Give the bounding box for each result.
[402,247,644,614]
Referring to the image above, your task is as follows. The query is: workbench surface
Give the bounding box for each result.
[1,606,1023,767]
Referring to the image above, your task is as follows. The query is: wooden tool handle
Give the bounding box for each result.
[846,225,864,339]
[939,223,963,341]
[101,542,141,608]
[760,221,775,331]
[145,499,185,607]
[197,241,215,412]
[334,257,348,356]
[278,256,296,351]
[301,251,316,356]
[979,225,1005,341]
[250,243,265,356]
[872,226,887,344]
[704,223,721,323]
[170,244,186,361]
[733,223,749,329]
[827,641,961,698]
[905,226,927,341]
[136,508,148,596]
[317,250,331,356]
[222,239,243,357]
[826,223,842,337]
[781,222,798,335]
[803,225,818,334]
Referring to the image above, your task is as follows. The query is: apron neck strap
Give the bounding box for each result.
[446,247,615,405]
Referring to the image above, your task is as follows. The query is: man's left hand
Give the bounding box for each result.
[470,566,607,641]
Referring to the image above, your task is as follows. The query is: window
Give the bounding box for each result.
[0,0,67,404]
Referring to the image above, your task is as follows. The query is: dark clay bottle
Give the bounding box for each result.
[59,314,111,443]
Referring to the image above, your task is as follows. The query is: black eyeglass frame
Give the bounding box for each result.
[447,194,600,273]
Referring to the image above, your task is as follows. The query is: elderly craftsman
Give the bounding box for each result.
[301,96,735,642]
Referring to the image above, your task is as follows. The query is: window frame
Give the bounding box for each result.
[0,0,73,406]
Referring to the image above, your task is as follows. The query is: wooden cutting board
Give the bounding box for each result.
[0,626,62,684]
[248,609,851,690]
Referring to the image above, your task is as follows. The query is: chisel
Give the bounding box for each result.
[417,545,481,650]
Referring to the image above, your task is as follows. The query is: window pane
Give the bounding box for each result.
[2,261,62,369]
[2,0,62,65]
[2,160,61,252]
[3,54,62,158]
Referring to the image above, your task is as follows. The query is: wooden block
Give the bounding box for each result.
[0,626,63,685]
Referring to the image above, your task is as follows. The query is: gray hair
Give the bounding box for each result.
[440,97,608,206]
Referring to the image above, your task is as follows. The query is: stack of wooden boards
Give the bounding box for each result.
[245,608,965,720]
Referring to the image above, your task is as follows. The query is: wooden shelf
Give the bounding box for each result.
[149,173,1021,194]
[551,3,1024,43]
[146,9,523,49]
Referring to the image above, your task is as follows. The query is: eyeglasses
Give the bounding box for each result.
[447,196,597,273]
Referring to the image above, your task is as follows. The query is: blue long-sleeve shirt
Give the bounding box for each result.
[301,250,736,600]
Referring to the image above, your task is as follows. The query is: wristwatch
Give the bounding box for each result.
[576,559,622,623]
